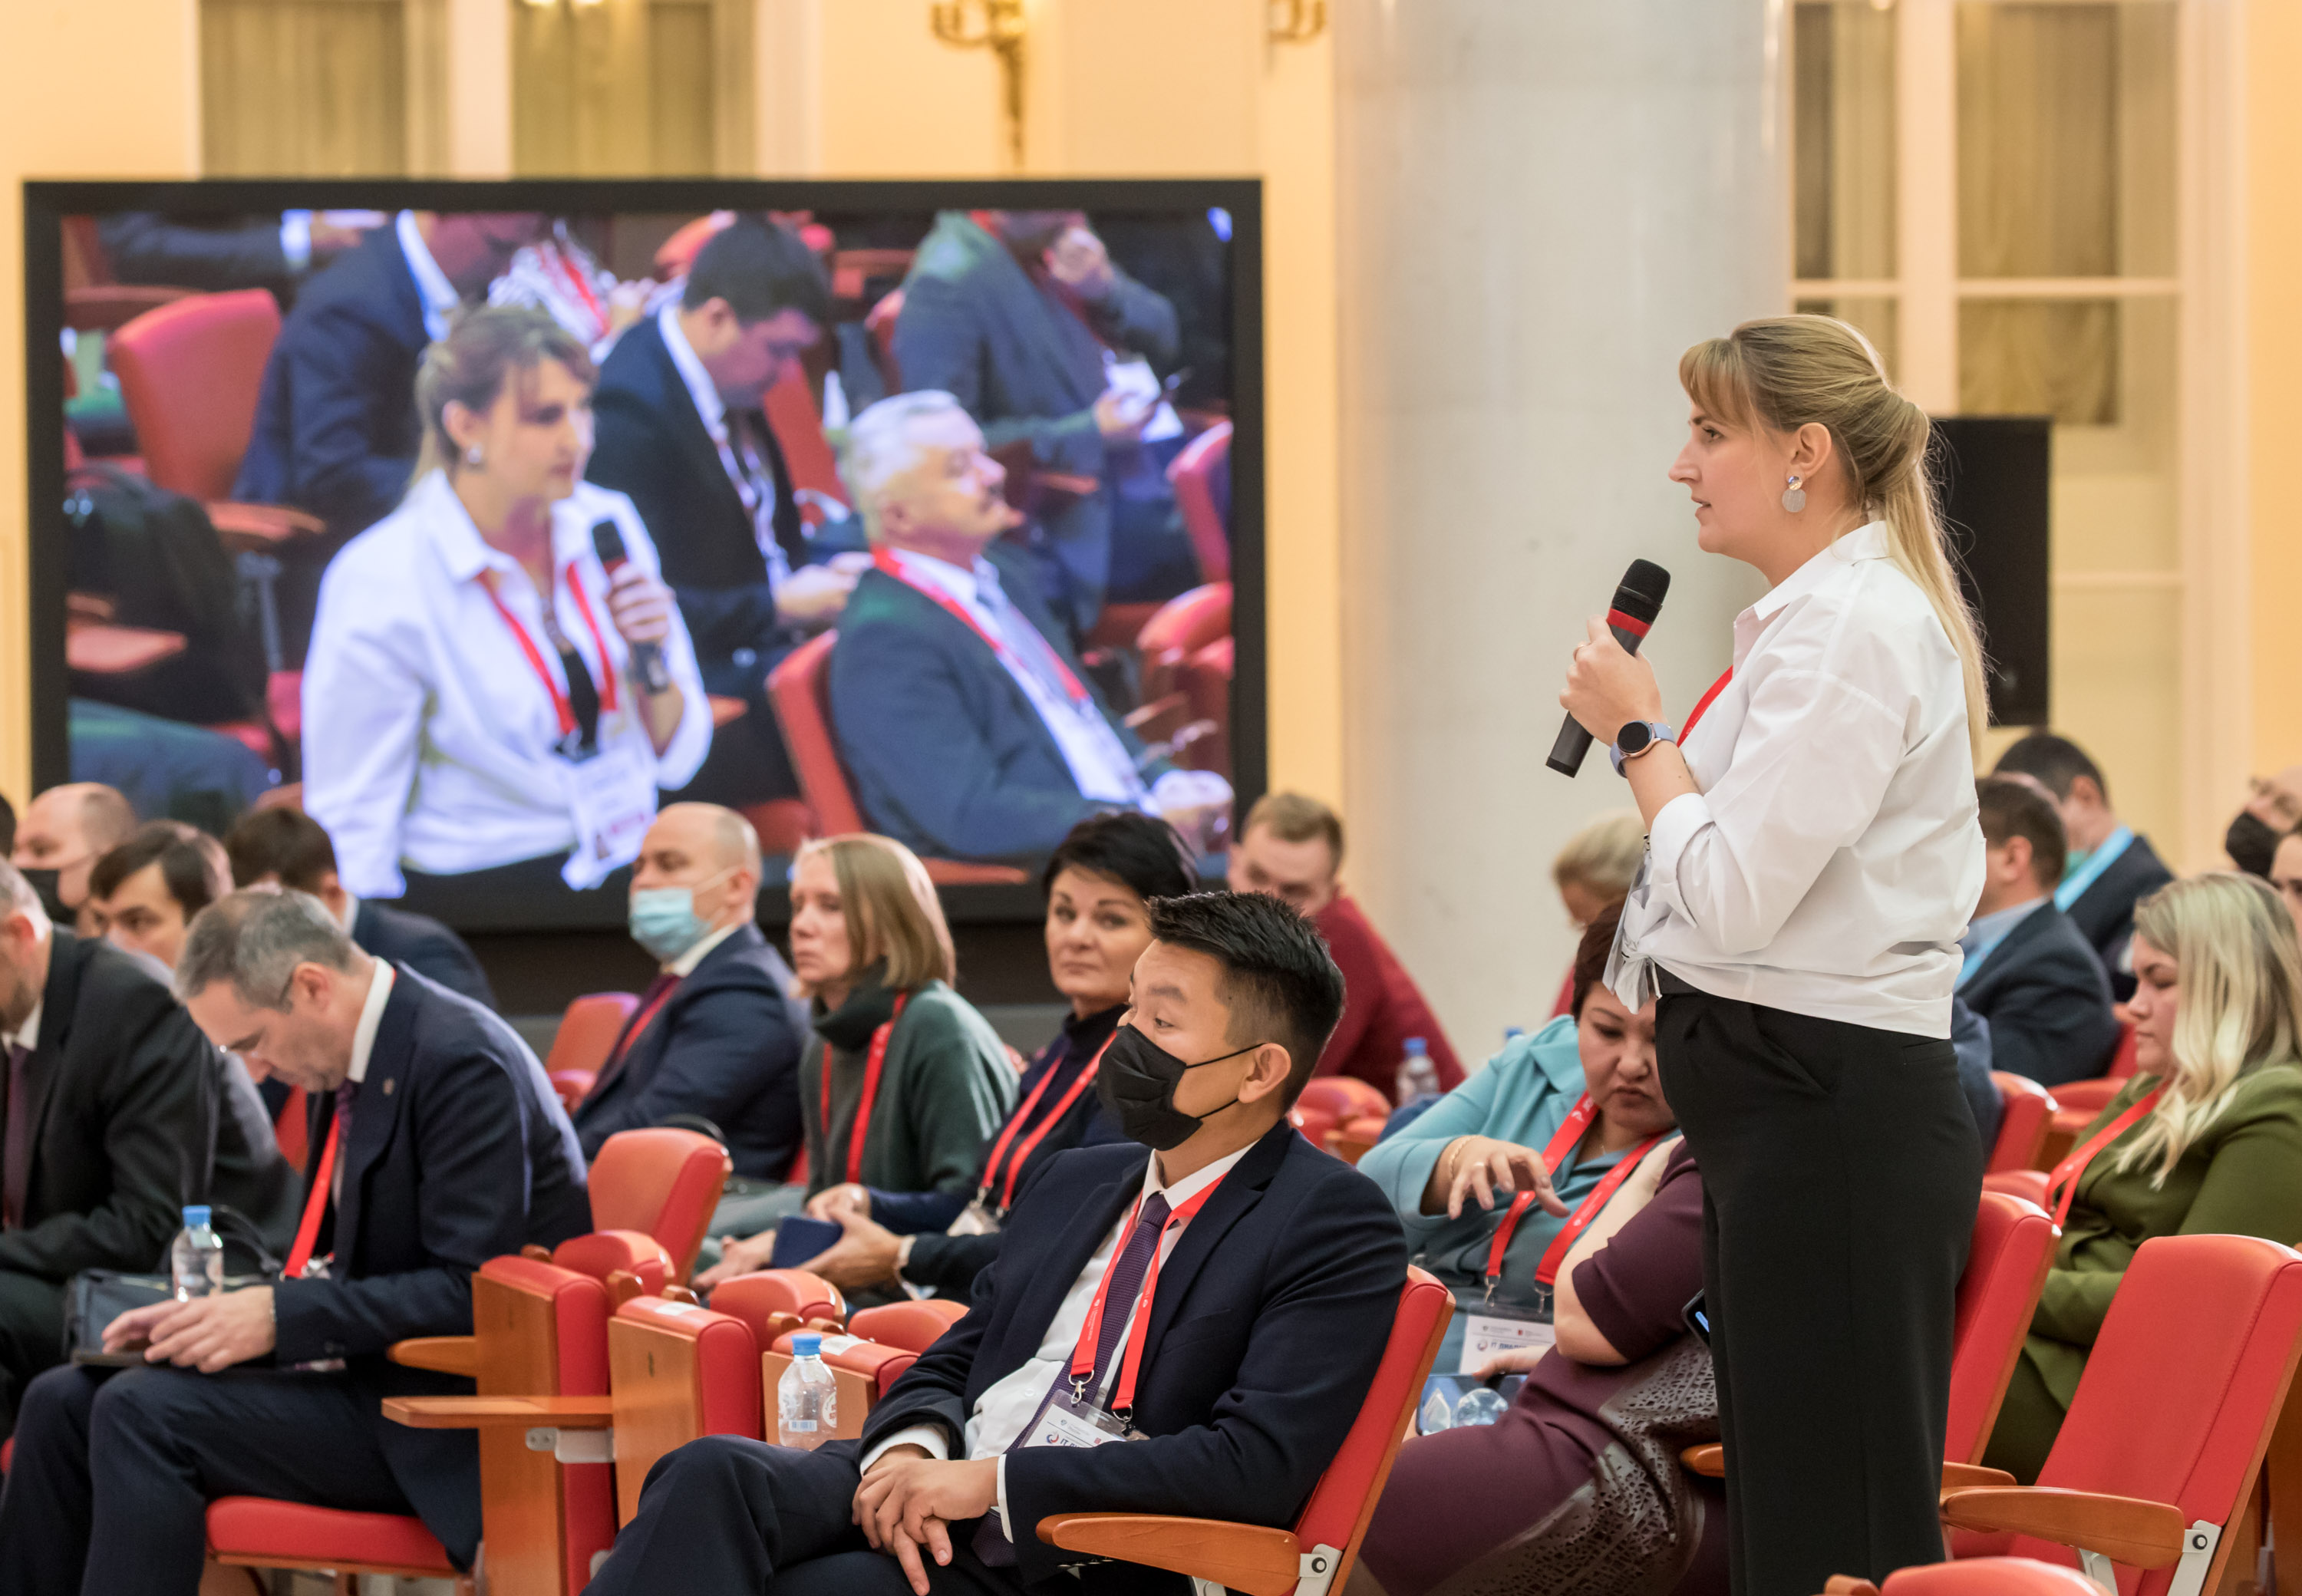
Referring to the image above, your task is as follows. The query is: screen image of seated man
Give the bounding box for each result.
[586,889,1408,1596]
[826,391,1229,864]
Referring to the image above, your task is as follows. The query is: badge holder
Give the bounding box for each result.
[1457,1278,1555,1376]
[1024,1377,1150,1451]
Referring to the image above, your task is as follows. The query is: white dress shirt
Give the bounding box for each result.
[302,472,711,898]
[1611,521,1985,1038]
[335,961,396,1200]
[861,1143,1252,1535]
[668,920,742,978]
[658,302,793,587]
[7,998,43,1057]
[394,212,460,342]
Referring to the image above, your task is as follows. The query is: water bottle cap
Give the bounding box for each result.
[1404,1037,1427,1055]
[182,1205,212,1228]
[792,1332,823,1357]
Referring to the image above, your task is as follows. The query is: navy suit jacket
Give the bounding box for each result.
[272,965,591,1563]
[826,545,1169,862]
[1961,902,2122,1089]
[2063,832,2175,999]
[570,925,809,1181]
[352,899,495,1011]
[233,226,428,534]
[856,1120,1407,1594]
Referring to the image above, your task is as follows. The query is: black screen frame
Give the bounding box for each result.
[22,176,1266,932]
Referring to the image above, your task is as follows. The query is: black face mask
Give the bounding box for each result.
[1096,1023,1260,1152]
[16,869,68,926]
[2227,810,2282,878]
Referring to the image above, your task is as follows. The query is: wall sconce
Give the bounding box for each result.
[1269,0,1326,42]
[931,0,1028,170]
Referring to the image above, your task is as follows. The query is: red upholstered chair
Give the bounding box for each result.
[654,212,734,278]
[1937,1234,2302,1595]
[1821,1558,2109,1595]
[710,1268,848,1334]
[1176,635,1233,778]
[604,1294,770,1522]
[849,1297,969,1354]
[864,289,905,391]
[1136,582,1232,707]
[1298,1077,1393,1126]
[1166,420,1232,583]
[1036,1266,1452,1594]
[1325,1114,1390,1168]
[588,1129,734,1283]
[762,363,855,533]
[545,993,641,1078]
[1988,1073,2062,1174]
[2033,1022,2141,1169]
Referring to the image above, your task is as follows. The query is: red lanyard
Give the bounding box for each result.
[1070,1172,1229,1416]
[1533,1134,1665,1288]
[479,565,620,737]
[978,1035,1113,1213]
[2045,1086,2162,1228]
[824,994,909,1185]
[545,245,605,334]
[871,550,1090,705]
[282,1113,341,1279]
[606,978,681,1073]
[1681,668,1733,742]
[1480,1093,1598,1287]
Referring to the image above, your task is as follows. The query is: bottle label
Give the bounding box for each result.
[784,1419,819,1433]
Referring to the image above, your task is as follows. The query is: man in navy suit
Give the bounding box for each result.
[575,803,807,1179]
[1993,732,2174,1001]
[0,889,591,1595]
[589,218,869,806]
[827,392,1230,864]
[1958,779,2122,1089]
[589,889,1407,1596]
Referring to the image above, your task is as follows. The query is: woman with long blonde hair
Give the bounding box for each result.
[1986,873,2302,1480]
[1558,315,1989,1591]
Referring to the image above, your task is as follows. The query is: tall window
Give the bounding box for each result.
[202,0,437,174]
[513,0,753,175]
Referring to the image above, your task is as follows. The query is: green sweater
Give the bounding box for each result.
[798,979,1017,1200]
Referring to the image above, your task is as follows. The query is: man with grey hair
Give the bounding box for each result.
[826,391,1230,862]
[0,888,591,1596]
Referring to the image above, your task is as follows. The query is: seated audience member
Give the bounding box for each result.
[10,782,135,930]
[85,820,232,976]
[234,209,542,539]
[2273,826,2302,935]
[95,209,374,300]
[589,217,870,808]
[1547,809,1646,1016]
[895,209,1188,633]
[1359,905,1676,1371]
[1349,1139,1717,1596]
[574,803,809,1179]
[1229,792,1463,1097]
[0,865,295,1436]
[700,835,1014,1282]
[490,219,649,355]
[1959,778,2121,1088]
[0,889,592,1591]
[2224,762,2302,878]
[224,807,496,1009]
[711,812,1195,1298]
[300,306,710,907]
[587,890,1407,1596]
[1984,874,2302,1482]
[1994,731,2175,997]
[66,700,272,840]
[826,392,1229,862]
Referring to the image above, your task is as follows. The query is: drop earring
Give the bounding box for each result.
[1782,473,1806,513]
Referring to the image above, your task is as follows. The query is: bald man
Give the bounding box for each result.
[10,785,135,930]
[572,805,808,1180]
[2230,763,2302,878]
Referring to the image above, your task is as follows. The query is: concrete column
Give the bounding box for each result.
[1333,0,1785,1058]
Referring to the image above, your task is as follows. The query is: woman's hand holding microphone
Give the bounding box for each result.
[1558,615,1699,823]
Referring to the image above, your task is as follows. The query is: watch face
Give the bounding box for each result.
[1617,721,1652,755]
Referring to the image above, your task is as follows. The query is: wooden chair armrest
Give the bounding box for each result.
[1938,1486,2188,1569]
[387,1337,476,1376]
[1938,1462,2017,1493]
[1680,1443,1724,1478]
[1034,1514,1302,1596]
[381,1395,613,1430]
[206,502,327,548]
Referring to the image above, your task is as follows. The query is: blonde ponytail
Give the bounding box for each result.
[1679,315,1990,759]
[409,304,594,493]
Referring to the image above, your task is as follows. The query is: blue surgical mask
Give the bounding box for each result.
[628,874,727,964]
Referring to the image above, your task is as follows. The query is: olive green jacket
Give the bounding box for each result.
[798,979,1017,1201]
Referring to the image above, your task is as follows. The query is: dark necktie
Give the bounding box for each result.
[2,1043,31,1229]
[591,971,681,1099]
[974,566,1082,711]
[331,1079,359,1206]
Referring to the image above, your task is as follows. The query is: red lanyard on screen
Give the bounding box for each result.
[1680,668,1733,742]
[282,1113,341,1279]
[871,550,1090,705]
[479,566,620,736]
[825,993,909,1185]
[1070,1173,1228,1416]
[1479,1093,1597,1290]
[2044,1087,2162,1228]
[977,1036,1113,1213]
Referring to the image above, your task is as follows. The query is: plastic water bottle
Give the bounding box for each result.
[170,1205,224,1301]
[1395,1037,1440,1106]
[1419,1388,1455,1434]
[1453,1387,1509,1427]
[777,1332,839,1450]
[1504,1027,1527,1046]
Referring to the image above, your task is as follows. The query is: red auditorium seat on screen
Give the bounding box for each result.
[1166,419,1232,584]
[542,991,641,1113]
[1988,1072,2060,1173]
[864,289,904,391]
[762,364,855,534]
[654,212,733,278]
[1036,1266,1451,1596]
[587,1129,733,1283]
[1136,582,1232,706]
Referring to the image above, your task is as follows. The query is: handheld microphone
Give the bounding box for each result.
[1547,559,1672,777]
[589,519,674,694]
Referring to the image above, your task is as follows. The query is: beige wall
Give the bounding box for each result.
[2249,0,2302,782]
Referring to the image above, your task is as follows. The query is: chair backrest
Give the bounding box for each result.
[587,1129,733,1282]
[864,289,904,391]
[1297,1077,1393,1126]
[109,289,282,502]
[475,1255,617,1593]
[1136,582,1232,704]
[2025,1235,2302,1591]
[1180,636,1233,777]
[551,1228,675,1301]
[849,1298,968,1354]
[711,1270,848,1337]
[1987,1073,2061,1174]
[608,1297,763,1523]
[1868,1558,2110,1594]
[767,631,869,836]
[545,992,641,1079]
[761,364,853,531]
[1165,420,1233,583]
[1944,1192,2058,1465]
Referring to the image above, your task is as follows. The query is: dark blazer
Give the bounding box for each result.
[826,544,1169,862]
[97,212,294,298]
[272,965,591,1564]
[571,925,808,1181]
[0,932,294,1284]
[857,1119,1407,1594]
[1961,902,2122,1089]
[352,899,495,1011]
[2063,832,2175,999]
[233,226,428,535]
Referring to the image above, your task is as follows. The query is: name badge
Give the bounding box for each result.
[946,1202,1003,1238]
[1459,1303,1555,1375]
[559,739,657,889]
[1022,1387,1144,1451]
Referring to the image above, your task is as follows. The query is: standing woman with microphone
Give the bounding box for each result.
[1558,315,1988,1594]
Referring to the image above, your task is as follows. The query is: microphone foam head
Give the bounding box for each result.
[589,518,629,566]
[1613,559,1671,624]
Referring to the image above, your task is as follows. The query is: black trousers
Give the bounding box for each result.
[589,1434,1026,1596]
[0,1271,69,1436]
[0,1361,418,1596]
[1657,985,1982,1596]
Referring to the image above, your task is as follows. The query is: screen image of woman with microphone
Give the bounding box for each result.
[1558,315,1987,1594]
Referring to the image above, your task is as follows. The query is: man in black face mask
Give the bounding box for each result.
[588,889,1410,1596]
[9,784,135,931]
[2228,764,2302,879]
